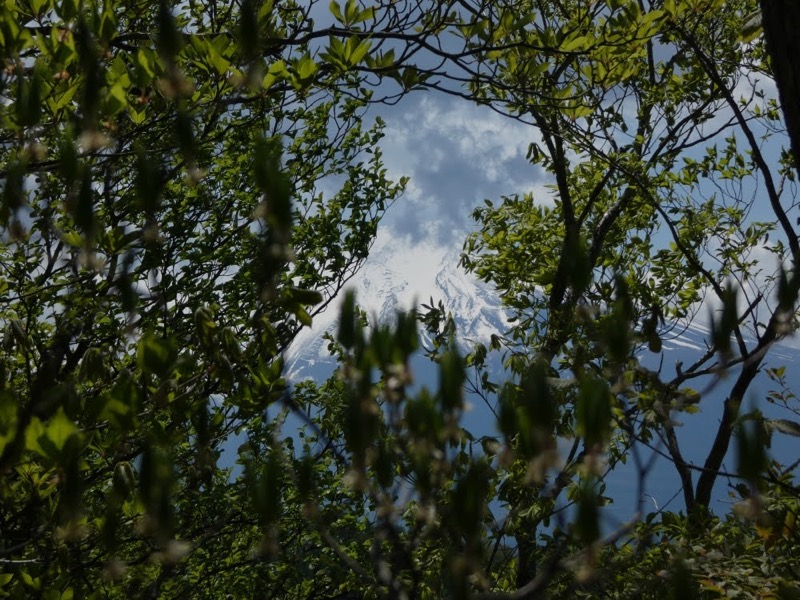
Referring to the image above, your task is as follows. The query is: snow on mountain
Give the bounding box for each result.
[284,233,509,380]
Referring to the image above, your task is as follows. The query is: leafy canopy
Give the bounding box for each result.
[1,0,800,598]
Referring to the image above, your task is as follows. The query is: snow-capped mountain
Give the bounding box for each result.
[284,234,509,380]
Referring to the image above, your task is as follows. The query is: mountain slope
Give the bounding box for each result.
[284,234,509,380]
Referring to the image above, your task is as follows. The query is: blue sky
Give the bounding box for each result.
[365,94,549,246]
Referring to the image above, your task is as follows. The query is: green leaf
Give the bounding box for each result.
[25,408,80,460]
[294,55,318,80]
[286,287,323,305]
[99,369,140,431]
[765,418,800,438]
[329,0,343,22]
[20,570,40,590]
[112,461,136,499]
[576,477,600,544]
[175,109,196,165]
[246,449,284,526]
[104,80,128,114]
[295,306,312,327]
[253,135,292,236]
[561,34,589,53]
[344,0,358,24]
[351,6,375,24]
[576,375,611,448]
[17,62,44,127]
[520,358,556,452]
[737,411,767,484]
[345,37,371,66]
[134,145,163,212]
[739,10,763,43]
[139,442,175,541]
[0,390,19,457]
[204,40,231,75]
[128,106,147,124]
[98,4,118,44]
[137,332,178,378]
[53,82,78,112]
[710,283,738,363]
[2,155,27,219]
[194,305,217,337]
[439,345,465,411]
[134,48,156,83]
[239,0,260,58]
[338,290,357,349]
[78,347,108,383]
[156,0,182,63]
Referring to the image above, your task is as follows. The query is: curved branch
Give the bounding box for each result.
[678,25,799,258]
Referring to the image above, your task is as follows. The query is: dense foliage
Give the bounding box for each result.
[1,0,799,598]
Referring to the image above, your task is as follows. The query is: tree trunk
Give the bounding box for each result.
[761,0,800,177]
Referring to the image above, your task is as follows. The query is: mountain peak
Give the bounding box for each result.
[284,235,508,379]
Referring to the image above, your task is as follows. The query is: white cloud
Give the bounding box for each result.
[386,95,538,182]
[372,94,549,242]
